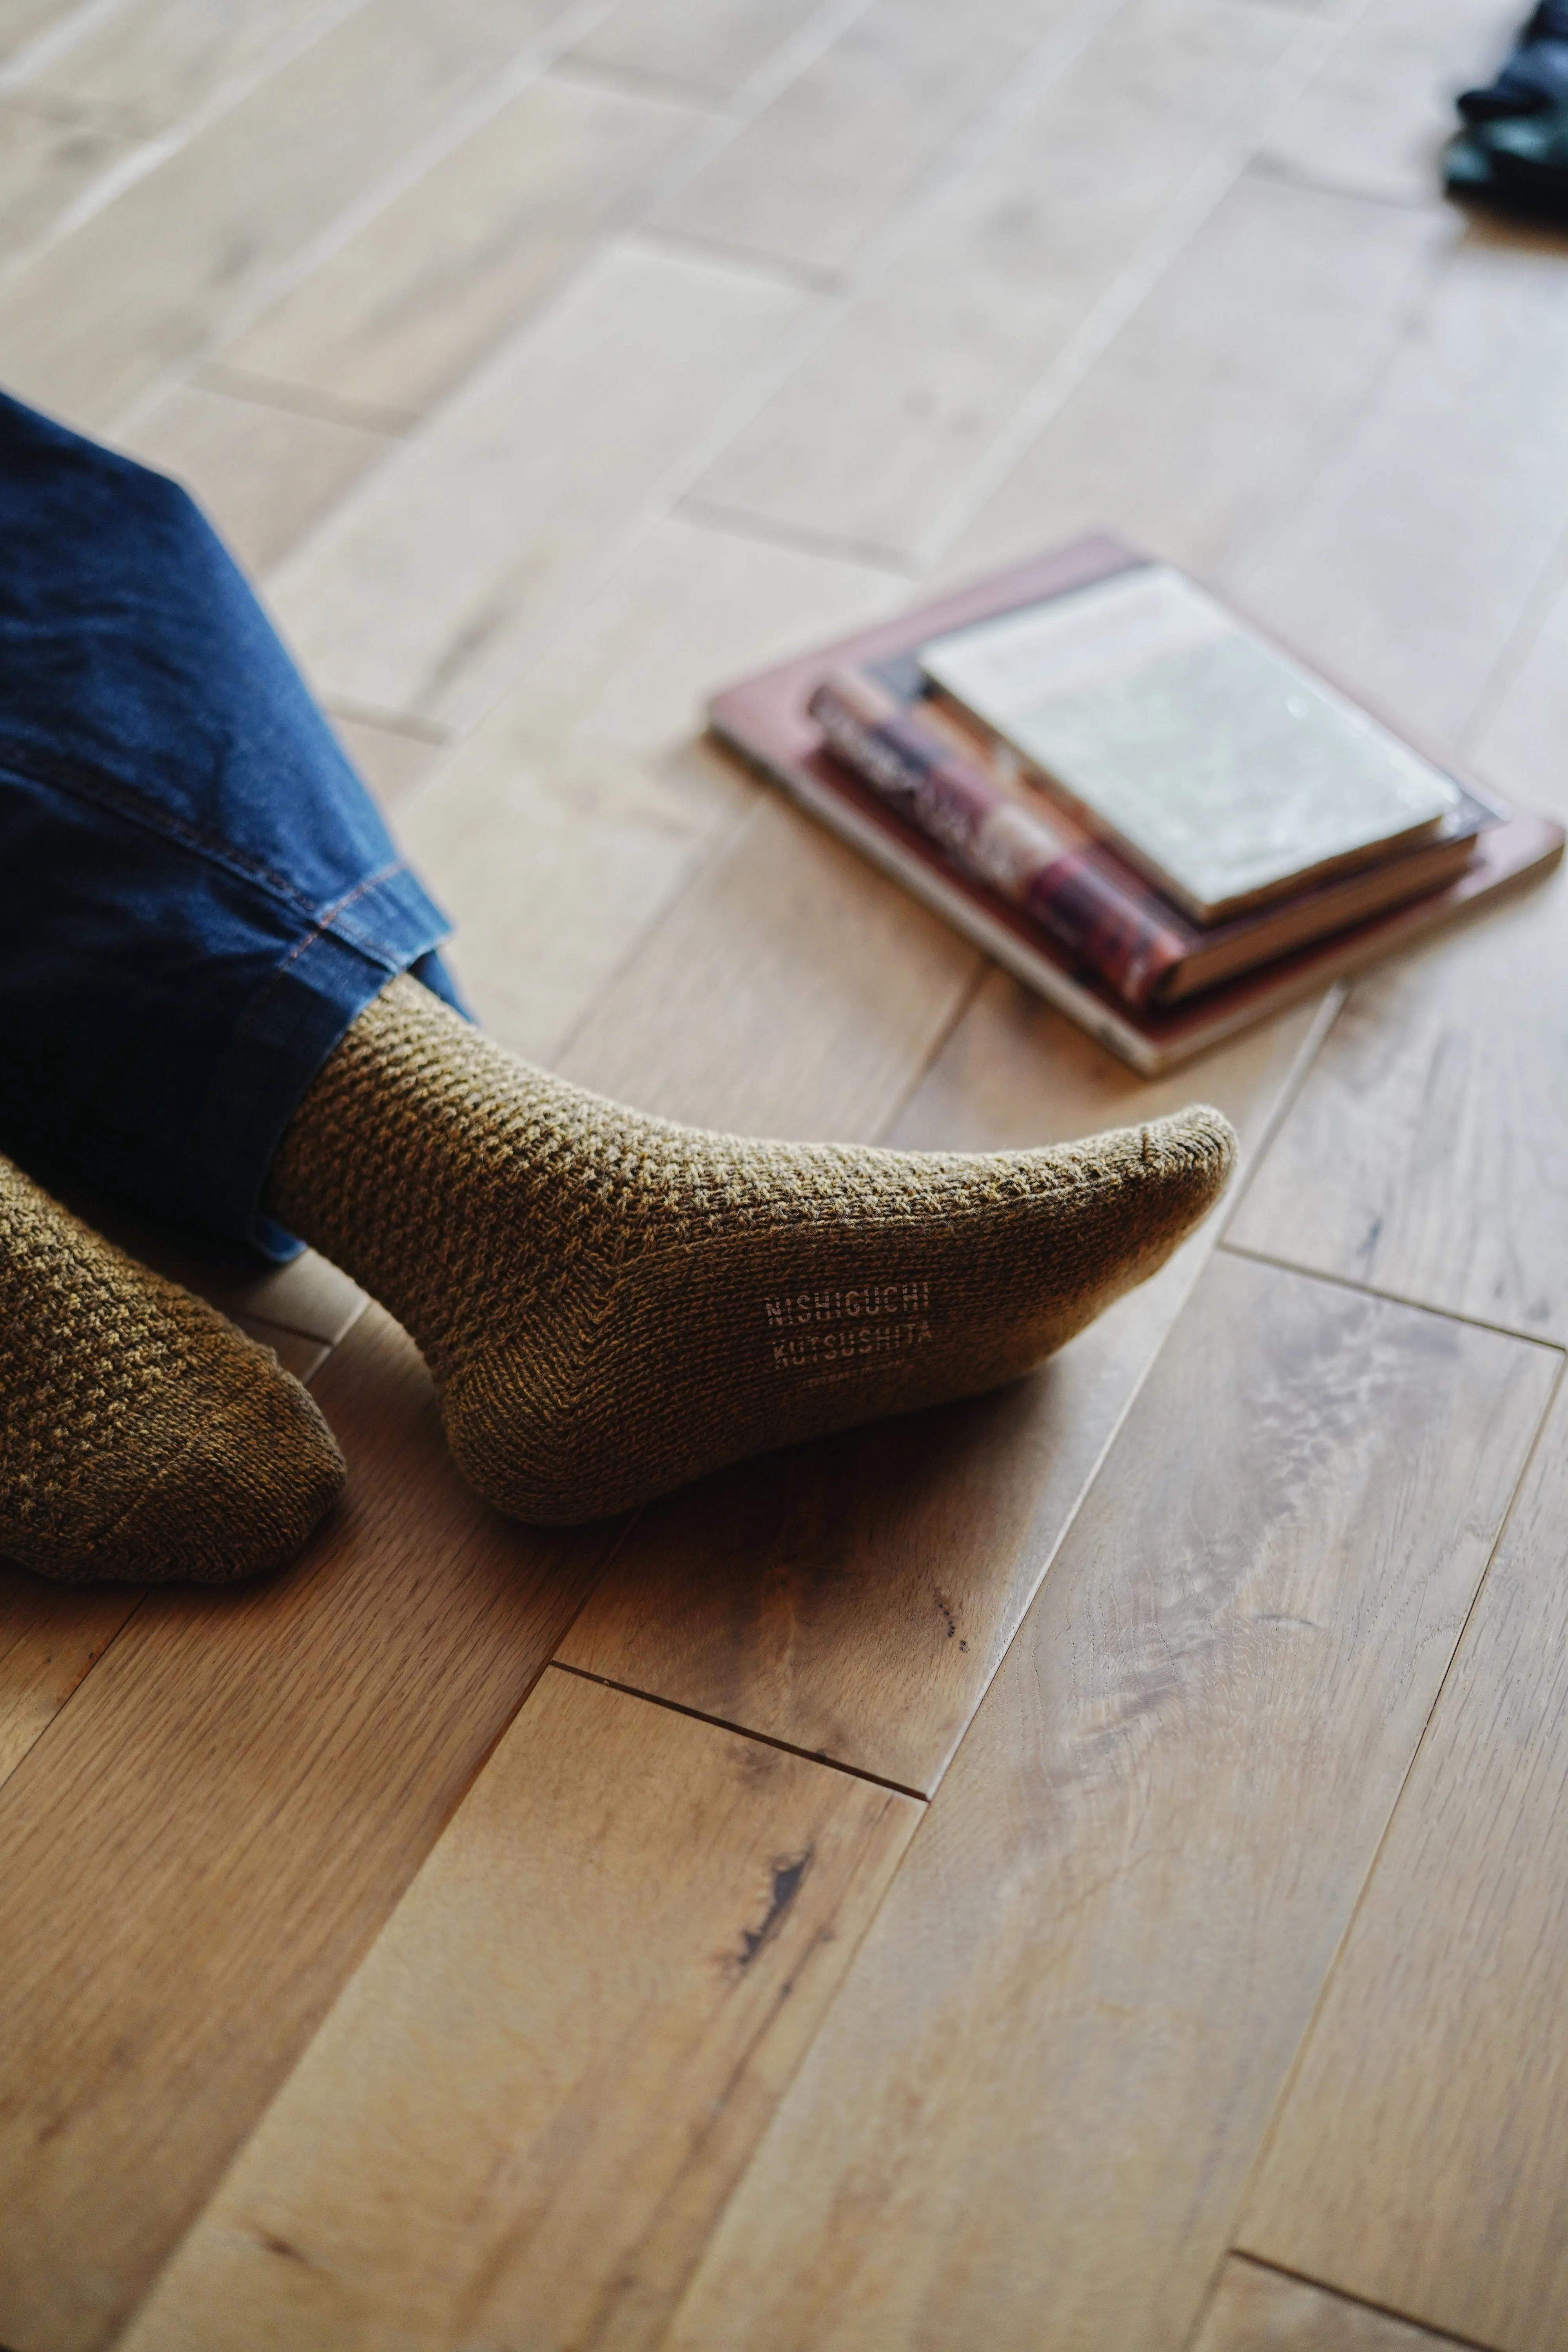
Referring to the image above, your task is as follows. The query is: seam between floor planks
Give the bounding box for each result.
[1199,2253,1504,2352]
[552,1662,932,1802]
[1219,1239,1568,1354]
[1175,1346,1568,2352]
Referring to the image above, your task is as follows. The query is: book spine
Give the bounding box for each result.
[808,674,1192,1010]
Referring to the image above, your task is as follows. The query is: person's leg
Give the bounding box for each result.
[0,1154,343,1583]
[264,975,1232,1524]
[0,390,1234,1537]
[0,390,463,1263]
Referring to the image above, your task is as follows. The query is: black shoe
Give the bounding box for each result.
[1458,1,1568,122]
[1446,102,1568,215]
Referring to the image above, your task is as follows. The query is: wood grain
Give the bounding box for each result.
[1238,234,1568,751]
[568,0,830,99]
[1473,554,1568,828]
[116,380,397,575]
[0,1567,141,1796]
[0,103,133,263]
[1257,0,1505,206]
[220,72,699,418]
[663,1255,1555,2352]
[393,510,898,1067]
[1229,865,1568,1341]
[557,789,982,1134]
[650,0,1050,280]
[0,1307,621,2352]
[690,0,1316,559]
[269,241,815,729]
[0,0,581,430]
[560,975,1332,1789]
[327,712,443,815]
[122,1668,917,2352]
[943,169,1454,591]
[1192,2258,1477,2352]
[1240,1375,1568,2352]
[13,0,361,140]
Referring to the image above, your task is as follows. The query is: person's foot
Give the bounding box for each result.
[266,976,1236,1524]
[1458,0,1568,120]
[0,1156,345,1583]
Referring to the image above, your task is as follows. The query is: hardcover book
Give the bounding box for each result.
[706,535,1564,1076]
[808,664,1486,1011]
[918,564,1463,922]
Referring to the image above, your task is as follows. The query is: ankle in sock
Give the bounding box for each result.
[0,1157,346,1583]
[266,976,1236,1525]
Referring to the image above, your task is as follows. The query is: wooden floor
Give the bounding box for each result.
[2,0,1566,2344]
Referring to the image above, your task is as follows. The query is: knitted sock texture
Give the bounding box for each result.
[0,1156,345,1584]
[265,975,1236,1524]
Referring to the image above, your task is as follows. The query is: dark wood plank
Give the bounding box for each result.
[0,1307,620,2352]
[122,1670,917,2351]
[660,1255,1555,2352]
[1240,1376,1568,2352]
[0,1568,141,1797]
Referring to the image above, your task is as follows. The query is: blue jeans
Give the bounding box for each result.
[0,392,463,1261]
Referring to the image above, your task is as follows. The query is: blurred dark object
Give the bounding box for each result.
[1457,0,1568,119]
[1448,4,1568,214]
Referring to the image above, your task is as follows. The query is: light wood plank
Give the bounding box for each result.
[328,711,443,814]
[649,0,1055,280]
[1257,0,1506,205]
[122,1669,917,2352]
[557,789,982,1135]
[1193,2258,1477,2352]
[219,73,699,418]
[690,0,1321,559]
[664,1256,1555,2352]
[1472,553,1568,828]
[1237,233,1568,752]
[12,0,363,140]
[0,1569,141,1796]
[116,381,397,574]
[1240,1375,1568,2352]
[394,511,900,1066]
[0,0,113,67]
[0,1305,619,2352]
[230,1315,329,1384]
[0,0,584,431]
[269,242,817,730]
[1228,864,1568,1340]
[943,169,1455,590]
[0,102,133,262]
[569,0,832,100]
[559,975,1332,1789]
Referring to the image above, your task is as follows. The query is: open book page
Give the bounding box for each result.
[920,566,1461,921]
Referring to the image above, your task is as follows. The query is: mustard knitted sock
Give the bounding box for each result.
[0,1156,345,1584]
[265,975,1235,1524]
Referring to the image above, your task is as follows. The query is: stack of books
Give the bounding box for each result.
[709,537,1563,1073]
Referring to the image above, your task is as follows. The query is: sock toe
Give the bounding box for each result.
[92,1344,347,1585]
[1,1156,346,1586]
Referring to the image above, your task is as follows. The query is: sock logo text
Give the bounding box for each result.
[765,1281,934,1372]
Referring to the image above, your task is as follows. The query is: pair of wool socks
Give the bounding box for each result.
[2,976,1235,1584]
